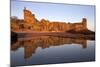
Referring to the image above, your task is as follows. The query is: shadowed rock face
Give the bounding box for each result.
[11,36,87,59]
[11,31,18,44]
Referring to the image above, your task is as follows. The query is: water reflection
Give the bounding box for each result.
[11,36,88,59]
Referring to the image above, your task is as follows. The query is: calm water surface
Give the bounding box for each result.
[11,36,95,66]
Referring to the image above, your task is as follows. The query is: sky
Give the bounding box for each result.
[11,1,95,31]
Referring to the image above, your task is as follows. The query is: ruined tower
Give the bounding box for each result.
[82,18,87,30]
[24,7,36,23]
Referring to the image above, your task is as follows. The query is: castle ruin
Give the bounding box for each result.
[11,7,88,32]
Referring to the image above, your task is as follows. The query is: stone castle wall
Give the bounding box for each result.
[23,8,87,31]
[24,7,37,24]
[11,8,87,32]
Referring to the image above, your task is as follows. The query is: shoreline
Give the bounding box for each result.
[14,31,95,40]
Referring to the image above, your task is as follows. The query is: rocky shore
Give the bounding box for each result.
[14,30,95,40]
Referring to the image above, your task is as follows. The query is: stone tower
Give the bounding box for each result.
[24,7,36,23]
[82,18,87,30]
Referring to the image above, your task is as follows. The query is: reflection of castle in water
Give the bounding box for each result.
[11,36,87,59]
